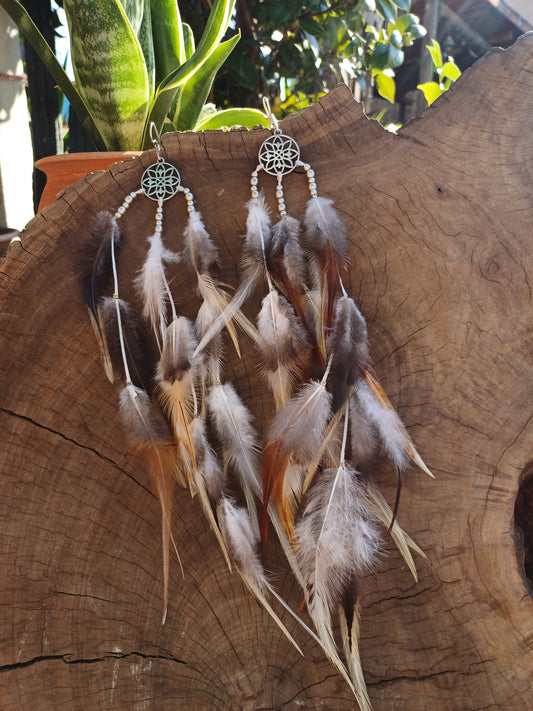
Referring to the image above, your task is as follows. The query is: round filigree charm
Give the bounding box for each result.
[141,159,181,201]
[258,133,300,176]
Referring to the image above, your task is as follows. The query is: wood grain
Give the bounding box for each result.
[1,35,532,710]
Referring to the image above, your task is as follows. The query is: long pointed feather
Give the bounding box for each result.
[295,466,379,702]
[119,382,179,624]
[182,210,219,275]
[134,231,180,350]
[303,196,348,265]
[365,482,425,581]
[357,372,434,477]
[339,603,373,711]
[266,215,309,322]
[193,197,271,358]
[218,499,305,656]
[256,290,310,408]
[83,212,122,381]
[327,295,369,410]
[156,317,200,490]
[268,379,333,465]
[207,383,261,532]
[190,417,232,570]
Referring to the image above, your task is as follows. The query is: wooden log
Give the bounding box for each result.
[1,34,532,710]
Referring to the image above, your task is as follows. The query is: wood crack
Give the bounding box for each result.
[0,407,152,495]
[0,650,187,674]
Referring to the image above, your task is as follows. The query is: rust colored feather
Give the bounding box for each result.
[260,439,290,542]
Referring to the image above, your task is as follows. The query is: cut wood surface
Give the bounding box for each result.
[1,34,532,711]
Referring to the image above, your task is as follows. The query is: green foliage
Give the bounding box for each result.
[0,0,267,150]
[417,39,461,107]
[204,0,426,111]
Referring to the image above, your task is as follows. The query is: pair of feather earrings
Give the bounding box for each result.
[84,111,432,709]
[195,100,433,710]
[83,124,319,653]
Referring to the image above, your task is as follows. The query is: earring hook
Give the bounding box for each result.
[149,121,162,161]
[262,96,281,134]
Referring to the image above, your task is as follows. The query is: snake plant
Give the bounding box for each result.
[1,0,267,150]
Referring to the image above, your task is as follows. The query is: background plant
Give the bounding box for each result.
[417,38,461,107]
[0,0,267,151]
[181,0,426,114]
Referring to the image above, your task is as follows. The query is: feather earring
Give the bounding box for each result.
[83,124,241,621]
[219,98,434,707]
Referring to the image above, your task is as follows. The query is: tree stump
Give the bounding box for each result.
[1,34,532,711]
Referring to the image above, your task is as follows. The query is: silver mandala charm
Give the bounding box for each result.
[141,159,181,201]
[258,133,300,176]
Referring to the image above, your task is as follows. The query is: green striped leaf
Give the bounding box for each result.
[64,0,150,150]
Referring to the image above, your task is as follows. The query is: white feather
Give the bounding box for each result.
[134,231,180,347]
[256,290,308,407]
[207,383,261,532]
[268,380,333,464]
[219,499,312,657]
[296,466,380,615]
[295,466,379,701]
[195,299,223,388]
[355,377,410,470]
[182,210,218,275]
[190,417,232,569]
[355,375,435,477]
[244,194,272,268]
[191,417,225,504]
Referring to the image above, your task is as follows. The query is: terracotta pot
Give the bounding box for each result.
[35,152,142,212]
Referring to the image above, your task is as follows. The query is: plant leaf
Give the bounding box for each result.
[441,60,461,82]
[392,0,411,11]
[63,0,150,150]
[143,0,236,147]
[173,33,241,131]
[195,107,269,131]
[417,81,443,106]
[426,38,443,70]
[375,72,396,103]
[150,0,187,85]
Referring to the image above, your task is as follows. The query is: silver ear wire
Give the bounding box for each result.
[149,121,163,161]
[262,97,281,134]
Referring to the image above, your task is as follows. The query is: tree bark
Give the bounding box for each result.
[1,34,532,710]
